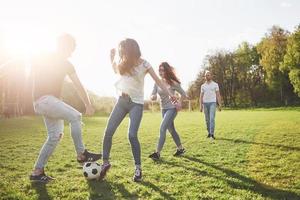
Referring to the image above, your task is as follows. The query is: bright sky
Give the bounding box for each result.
[0,0,299,97]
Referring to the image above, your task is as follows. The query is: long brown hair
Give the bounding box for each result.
[160,62,181,85]
[117,38,141,75]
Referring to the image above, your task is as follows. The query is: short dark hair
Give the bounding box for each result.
[57,33,76,50]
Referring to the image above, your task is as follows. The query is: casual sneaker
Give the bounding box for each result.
[29,173,55,183]
[133,168,142,182]
[77,149,102,164]
[207,134,211,138]
[98,163,111,180]
[173,148,185,156]
[211,135,216,140]
[149,152,160,161]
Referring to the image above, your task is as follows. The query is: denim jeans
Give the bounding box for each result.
[203,102,217,135]
[33,95,85,169]
[157,108,182,152]
[102,96,143,165]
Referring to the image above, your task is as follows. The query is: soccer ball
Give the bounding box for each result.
[82,162,101,180]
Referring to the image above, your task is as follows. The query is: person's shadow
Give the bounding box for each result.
[87,179,139,200]
[217,137,300,151]
[87,180,115,200]
[87,178,175,199]
[162,155,300,200]
[31,182,51,200]
[140,181,176,200]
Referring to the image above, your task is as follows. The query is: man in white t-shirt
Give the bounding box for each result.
[200,71,222,139]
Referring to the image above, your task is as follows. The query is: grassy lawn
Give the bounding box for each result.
[0,109,299,200]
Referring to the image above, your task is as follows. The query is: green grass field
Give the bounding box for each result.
[0,109,300,200]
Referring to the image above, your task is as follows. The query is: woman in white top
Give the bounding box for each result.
[99,38,177,182]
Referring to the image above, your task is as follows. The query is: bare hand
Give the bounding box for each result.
[150,95,157,101]
[85,104,95,116]
[110,48,116,61]
[218,106,222,112]
[175,102,182,111]
[169,95,178,104]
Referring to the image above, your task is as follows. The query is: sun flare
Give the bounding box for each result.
[3,26,56,58]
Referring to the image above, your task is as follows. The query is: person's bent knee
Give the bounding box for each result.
[47,132,63,144]
[103,134,113,141]
[128,133,138,141]
[168,129,177,135]
[128,134,137,140]
[104,127,115,138]
[159,125,168,134]
[69,112,82,123]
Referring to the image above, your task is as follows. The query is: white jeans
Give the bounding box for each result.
[33,95,85,169]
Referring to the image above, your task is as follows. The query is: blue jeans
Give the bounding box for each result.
[157,108,182,152]
[203,102,217,135]
[102,96,143,165]
[33,95,85,169]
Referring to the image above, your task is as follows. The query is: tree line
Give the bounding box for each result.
[1,24,300,117]
[187,25,300,107]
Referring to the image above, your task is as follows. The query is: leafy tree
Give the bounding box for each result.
[234,42,266,106]
[257,26,294,105]
[282,25,300,96]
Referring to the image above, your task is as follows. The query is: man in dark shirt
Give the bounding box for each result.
[30,34,101,183]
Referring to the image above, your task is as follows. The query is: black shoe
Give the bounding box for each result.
[149,152,160,161]
[98,163,111,180]
[207,134,211,138]
[133,168,142,182]
[173,148,185,156]
[211,135,216,140]
[29,173,54,183]
[77,149,102,164]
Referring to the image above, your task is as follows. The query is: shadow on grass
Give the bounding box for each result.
[218,137,300,151]
[87,177,174,199]
[178,155,300,200]
[87,180,115,200]
[87,179,139,200]
[31,182,51,200]
[140,181,176,200]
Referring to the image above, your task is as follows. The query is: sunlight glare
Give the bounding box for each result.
[3,26,56,58]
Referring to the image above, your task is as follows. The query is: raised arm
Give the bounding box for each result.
[69,73,95,116]
[110,48,118,73]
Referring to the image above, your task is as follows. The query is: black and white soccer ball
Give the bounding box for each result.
[82,162,101,180]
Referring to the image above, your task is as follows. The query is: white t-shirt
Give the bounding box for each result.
[115,59,152,104]
[200,81,219,103]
